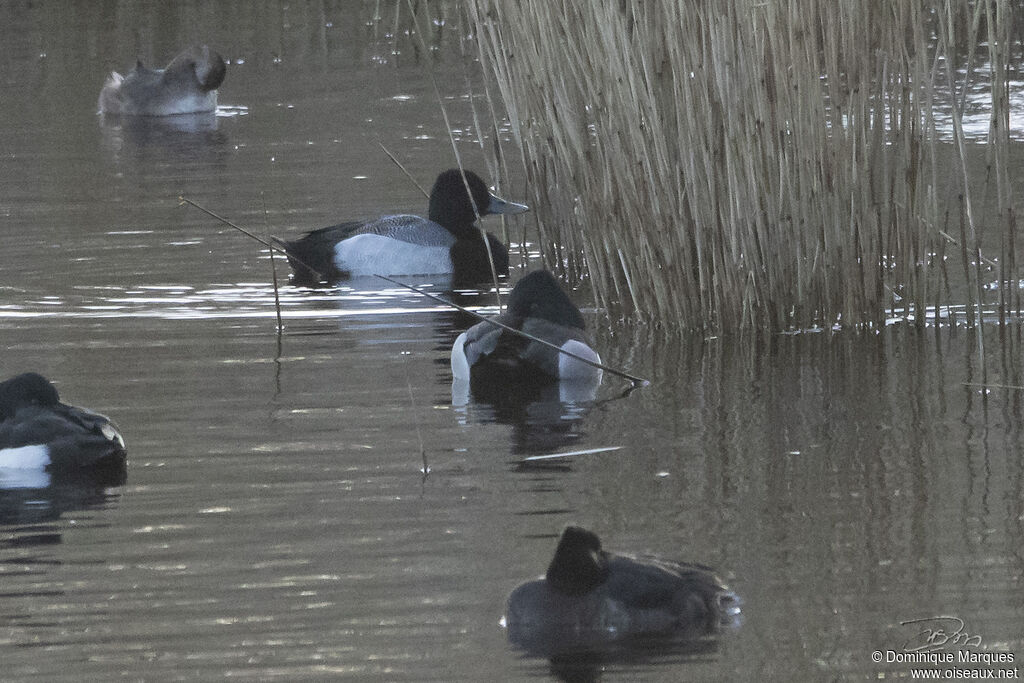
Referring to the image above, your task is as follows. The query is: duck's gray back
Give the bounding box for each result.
[356,215,456,247]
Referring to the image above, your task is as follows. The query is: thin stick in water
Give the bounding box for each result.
[379,142,430,199]
[180,195,324,280]
[262,193,284,332]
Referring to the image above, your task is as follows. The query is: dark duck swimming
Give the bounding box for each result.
[451,270,602,388]
[275,169,528,287]
[0,373,127,482]
[505,526,739,653]
[98,45,226,116]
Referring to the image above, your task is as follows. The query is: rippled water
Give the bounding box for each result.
[1,2,1022,681]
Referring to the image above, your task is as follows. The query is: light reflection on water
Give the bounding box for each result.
[0,281,504,321]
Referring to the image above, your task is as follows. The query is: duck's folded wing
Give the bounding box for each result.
[0,409,69,450]
[517,319,585,377]
[458,318,506,367]
[605,555,727,630]
[0,406,124,451]
[357,215,454,247]
[118,65,164,105]
[60,405,126,449]
[293,221,365,245]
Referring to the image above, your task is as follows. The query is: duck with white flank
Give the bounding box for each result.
[451,270,602,388]
[276,169,528,287]
[98,45,226,116]
[0,373,127,483]
[505,526,739,653]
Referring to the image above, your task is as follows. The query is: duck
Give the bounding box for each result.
[505,526,738,653]
[451,270,602,387]
[0,373,127,482]
[98,45,226,116]
[275,169,528,286]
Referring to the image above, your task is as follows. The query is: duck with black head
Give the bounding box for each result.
[451,269,603,394]
[0,373,126,483]
[505,526,739,654]
[98,45,226,116]
[275,169,528,287]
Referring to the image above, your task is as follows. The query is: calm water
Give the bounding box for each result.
[1,2,1022,681]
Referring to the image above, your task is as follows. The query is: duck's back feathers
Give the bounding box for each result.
[506,270,586,329]
[451,270,601,385]
[456,317,592,382]
[602,555,725,629]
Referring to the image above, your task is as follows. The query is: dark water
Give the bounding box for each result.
[1,2,1022,681]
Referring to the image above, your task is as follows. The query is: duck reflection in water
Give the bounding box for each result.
[450,270,603,455]
[0,479,124,549]
[505,526,740,661]
[97,45,231,159]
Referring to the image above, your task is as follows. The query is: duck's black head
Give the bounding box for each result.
[507,270,586,330]
[428,169,528,234]
[162,45,226,92]
[545,525,610,595]
[194,46,227,92]
[0,372,61,420]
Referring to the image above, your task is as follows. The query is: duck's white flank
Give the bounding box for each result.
[0,444,50,470]
[451,332,472,380]
[557,340,603,380]
[333,234,453,276]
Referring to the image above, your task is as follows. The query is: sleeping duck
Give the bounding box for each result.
[451,270,602,388]
[0,373,127,482]
[98,45,226,116]
[275,169,528,287]
[505,526,738,653]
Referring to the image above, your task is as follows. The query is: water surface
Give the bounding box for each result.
[1,2,1022,681]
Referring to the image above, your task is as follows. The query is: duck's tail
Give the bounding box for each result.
[270,235,331,286]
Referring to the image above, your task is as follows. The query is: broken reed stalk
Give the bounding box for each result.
[179,196,289,328]
[180,196,647,386]
[378,142,429,200]
[465,1,1015,334]
[262,193,284,333]
[401,351,429,477]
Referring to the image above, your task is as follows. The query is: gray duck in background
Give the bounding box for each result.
[98,45,226,116]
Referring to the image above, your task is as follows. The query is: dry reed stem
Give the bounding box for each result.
[465,0,1016,333]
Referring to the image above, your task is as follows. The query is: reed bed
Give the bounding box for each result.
[465,1,1018,333]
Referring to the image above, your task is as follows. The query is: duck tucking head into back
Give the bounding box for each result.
[98,45,226,116]
[504,525,740,655]
[0,373,127,484]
